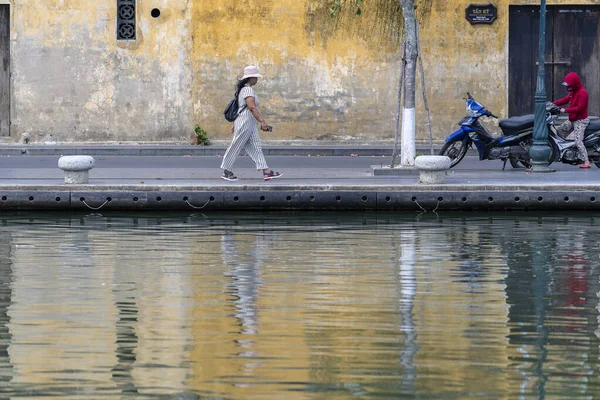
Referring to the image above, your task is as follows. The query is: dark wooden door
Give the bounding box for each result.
[552,7,600,117]
[509,5,600,117]
[0,5,8,137]
[508,6,553,117]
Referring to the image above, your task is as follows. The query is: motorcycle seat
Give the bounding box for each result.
[499,114,535,132]
[586,118,600,133]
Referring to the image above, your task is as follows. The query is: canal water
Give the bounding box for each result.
[0,211,599,399]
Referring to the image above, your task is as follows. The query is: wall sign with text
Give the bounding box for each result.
[466,4,497,25]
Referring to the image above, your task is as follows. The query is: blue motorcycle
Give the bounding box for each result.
[440,93,548,169]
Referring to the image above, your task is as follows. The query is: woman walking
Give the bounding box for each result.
[220,65,282,181]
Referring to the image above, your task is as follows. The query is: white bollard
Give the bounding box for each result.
[58,155,95,184]
[415,155,451,184]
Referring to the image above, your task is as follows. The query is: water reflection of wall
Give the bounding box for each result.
[1,213,599,398]
[292,221,405,395]
[503,216,600,398]
[111,282,139,395]
[185,216,514,398]
[404,217,511,397]
[112,221,193,394]
[0,231,14,386]
[190,227,314,397]
[186,216,403,396]
[8,218,123,391]
[6,215,193,395]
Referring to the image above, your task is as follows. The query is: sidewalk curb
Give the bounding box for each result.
[0,144,445,157]
[1,185,599,211]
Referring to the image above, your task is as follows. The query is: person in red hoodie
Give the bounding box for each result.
[553,72,591,168]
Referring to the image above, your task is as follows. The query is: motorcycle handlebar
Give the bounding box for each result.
[466,92,496,118]
[546,101,561,115]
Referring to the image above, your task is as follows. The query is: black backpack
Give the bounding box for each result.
[224,90,247,122]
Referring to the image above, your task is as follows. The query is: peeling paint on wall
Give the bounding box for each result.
[11,0,193,142]
[5,0,600,143]
[191,0,405,141]
[191,0,600,143]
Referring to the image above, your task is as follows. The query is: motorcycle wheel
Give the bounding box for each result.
[516,138,558,168]
[547,139,559,166]
[439,138,469,168]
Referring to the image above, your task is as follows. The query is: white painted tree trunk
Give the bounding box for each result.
[400,0,418,167]
[401,108,415,165]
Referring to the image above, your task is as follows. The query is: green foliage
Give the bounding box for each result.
[323,0,431,26]
[315,0,404,46]
[194,124,211,146]
[329,0,363,18]
[308,0,431,52]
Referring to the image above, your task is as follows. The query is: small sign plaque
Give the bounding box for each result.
[466,3,497,25]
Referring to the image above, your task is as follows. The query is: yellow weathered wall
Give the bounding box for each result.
[192,0,600,143]
[10,0,193,143]
[6,0,600,142]
[192,0,407,141]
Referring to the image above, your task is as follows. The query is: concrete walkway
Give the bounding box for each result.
[0,146,599,211]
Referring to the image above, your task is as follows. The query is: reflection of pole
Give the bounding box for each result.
[531,219,550,399]
[398,231,417,393]
[528,0,555,173]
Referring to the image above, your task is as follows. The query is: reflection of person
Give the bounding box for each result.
[221,230,263,337]
[220,65,282,181]
[220,229,264,377]
[557,230,590,333]
[552,72,590,168]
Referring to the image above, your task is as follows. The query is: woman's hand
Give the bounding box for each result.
[560,108,566,113]
[245,97,269,131]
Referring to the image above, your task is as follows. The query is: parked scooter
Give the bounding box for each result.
[440,93,551,169]
[545,103,600,167]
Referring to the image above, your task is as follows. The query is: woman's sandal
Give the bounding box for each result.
[263,170,282,181]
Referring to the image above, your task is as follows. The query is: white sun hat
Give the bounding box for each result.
[240,65,263,80]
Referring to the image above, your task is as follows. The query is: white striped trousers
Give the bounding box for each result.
[220,112,269,171]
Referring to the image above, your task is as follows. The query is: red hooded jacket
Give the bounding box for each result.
[553,72,588,121]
